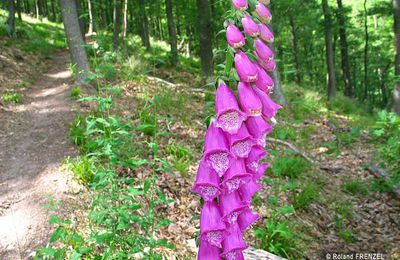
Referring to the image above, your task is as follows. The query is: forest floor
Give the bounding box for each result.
[0,51,81,259]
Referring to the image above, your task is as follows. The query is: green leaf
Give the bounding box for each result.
[156,239,175,249]
[127,187,145,195]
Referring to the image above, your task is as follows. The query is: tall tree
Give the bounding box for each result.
[363,0,369,100]
[60,0,90,85]
[165,0,179,66]
[196,0,214,83]
[16,0,21,20]
[336,0,353,97]
[322,0,336,100]
[394,0,400,114]
[112,0,121,51]
[138,0,151,52]
[87,0,94,34]
[122,0,128,38]
[6,0,16,38]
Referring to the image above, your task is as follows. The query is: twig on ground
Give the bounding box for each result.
[366,164,400,197]
[266,137,315,164]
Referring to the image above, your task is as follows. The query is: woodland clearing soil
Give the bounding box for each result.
[0,51,78,259]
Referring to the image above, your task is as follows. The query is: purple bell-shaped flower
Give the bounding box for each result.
[227,124,254,158]
[226,23,246,48]
[258,57,276,72]
[215,82,247,134]
[241,15,259,37]
[203,122,233,177]
[221,224,248,260]
[219,191,248,224]
[200,202,227,248]
[255,2,272,23]
[198,241,222,260]
[259,23,274,43]
[231,0,248,10]
[235,51,258,83]
[221,159,251,194]
[238,82,262,117]
[238,208,260,232]
[239,179,263,203]
[254,38,274,65]
[246,116,272,147]
[192,160,221,202]
[255,64,274,94]
[253,86,282,119]
[253,162,269,180]
[245,146,267,173]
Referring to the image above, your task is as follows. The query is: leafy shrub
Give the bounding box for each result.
[37,90,175,259]
[166,143,193,176]
[2,93,23,104]
[62,156,95,184]
[255,205,300,258]
[70,86,81,99]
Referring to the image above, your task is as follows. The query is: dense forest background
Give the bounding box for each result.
[2,0,400,111]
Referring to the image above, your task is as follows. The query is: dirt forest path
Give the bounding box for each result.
[0,51,78,259]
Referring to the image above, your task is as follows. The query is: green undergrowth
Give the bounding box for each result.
[36,87,176,259]
[1,92,23,104]
[0,10,65,56]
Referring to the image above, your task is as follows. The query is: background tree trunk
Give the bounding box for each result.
[393,0,400,114]
[16,0,21,20]
[112,0,121,51]
[196,0,214,83]
[363,0,369,101]
[336,0,353,97]
[322,0,336,100]
[87,0,94,33]
[75,0,86,41]
[6,0,16,38]
[165,0,179,66]
[122,0,128,38]
[138,0,151,52]
[60,0,90,85]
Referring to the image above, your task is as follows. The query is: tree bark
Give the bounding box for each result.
[336,0,353,97]
[75,0,86,41]
[50,0,56,21]
[322,0,336,100]
[165,0,179,66]
[394,0,400,114]
[269,42,287,106]
[112,0,121,51]
[87,0,94,33]
[16,0,21,20]
[122,0,128,38]
[6,0,16,38]
[196,0,214,83]
[138,0,151,52]
[363,0,369,101]
[289,15,301,84]
[60,0,90,85]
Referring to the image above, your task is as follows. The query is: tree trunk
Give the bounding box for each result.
[322,0,336,100]
[75,0,86,41]
[16,0,21,20]
[394,0,400,114]
[268,29,287,106]
[196,0,214,83]
[86,0,94,33]
[363,0,369,101]
[24,0,30,14]
[6,0,16,38]
[336,0,353,97]
[122,0,128,38]
[60,0,90,85]
[112,0,121,51]
[138,0,151,52]
[165,0,179,66]
[289,15,300,84]
[50,0,56,21]
[35,0,39,18]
